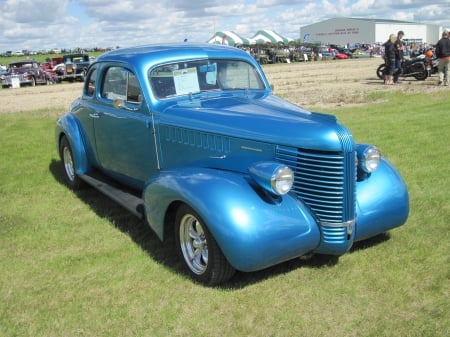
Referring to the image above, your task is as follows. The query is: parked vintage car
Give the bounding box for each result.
[55,44,409,285]
[0,60,50,88]
[54,53,90,81]
[41,57,64,81]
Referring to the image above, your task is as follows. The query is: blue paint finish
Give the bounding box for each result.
[355,158,409,241]
[55,43,409,279]
[143,167,320,271]
[55,114,89,175]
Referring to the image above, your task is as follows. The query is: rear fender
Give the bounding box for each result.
[55,114,89,175]
[143,167,321,272]
[355,158,409,241]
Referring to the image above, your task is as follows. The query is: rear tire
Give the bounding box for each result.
[175,204,235,286]
[413,70,428,81]
[59,136,84,190]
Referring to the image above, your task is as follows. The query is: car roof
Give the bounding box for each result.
[9,60,37,65]
[96,43,256,69]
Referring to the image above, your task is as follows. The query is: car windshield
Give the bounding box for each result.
[149,59,265,99]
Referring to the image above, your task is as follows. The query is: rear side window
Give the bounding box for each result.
[101,66,142,104]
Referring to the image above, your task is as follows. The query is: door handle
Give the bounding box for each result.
[89,112,102,118]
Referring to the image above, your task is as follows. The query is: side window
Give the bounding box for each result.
[102,66,142,104]
[126,73,142,104]
[84,67,97,97]
[150,66,176,98]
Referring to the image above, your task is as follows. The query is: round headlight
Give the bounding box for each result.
[271,166,294,195]
[249,162,294,196]
[361,146,381,173]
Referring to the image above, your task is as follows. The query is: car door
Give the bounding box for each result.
[92,65,159,187]
[32,62,47,83]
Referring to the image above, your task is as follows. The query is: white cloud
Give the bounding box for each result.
[0,0,448,52]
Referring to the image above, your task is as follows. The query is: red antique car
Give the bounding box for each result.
[0,60,51,88]
[41,57,64,81]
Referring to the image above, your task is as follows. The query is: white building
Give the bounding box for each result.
[300,18,442,46]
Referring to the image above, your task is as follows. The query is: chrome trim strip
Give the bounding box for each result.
[319,219,356,235]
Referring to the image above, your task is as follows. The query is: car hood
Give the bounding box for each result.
[158,93,354,152]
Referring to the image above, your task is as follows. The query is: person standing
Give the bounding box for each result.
[383,34,397,85]
[393,31,405,83]
[435,30,450,86]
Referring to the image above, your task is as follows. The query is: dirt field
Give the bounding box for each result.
[0,57,442,114]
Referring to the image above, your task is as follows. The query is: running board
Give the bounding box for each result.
[80,174,144,219]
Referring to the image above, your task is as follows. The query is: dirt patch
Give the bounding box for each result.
[263,57,441,110]
[0,82,83,114]
[0,57,441,114]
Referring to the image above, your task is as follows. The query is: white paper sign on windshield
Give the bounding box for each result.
[173,68,200,95]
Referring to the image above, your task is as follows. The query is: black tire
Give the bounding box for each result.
[175,204,235,286]
[376,64,386,79]
[30,77,36,87]
[413,70,428,81]
[59,136,84,190]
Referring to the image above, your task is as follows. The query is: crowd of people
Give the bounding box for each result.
[383,29,450,86]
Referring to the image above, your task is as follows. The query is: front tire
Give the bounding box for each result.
[80,69,87,82]
[175,204,235,286]
[376,64,385,79]
[59,136,84,190]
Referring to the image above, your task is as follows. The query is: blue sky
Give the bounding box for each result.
[1,0,449,51]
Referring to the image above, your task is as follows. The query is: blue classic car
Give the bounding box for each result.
[55,44,409,285]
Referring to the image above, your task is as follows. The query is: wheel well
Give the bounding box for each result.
[163,201,183,240]
[57,133,67,156]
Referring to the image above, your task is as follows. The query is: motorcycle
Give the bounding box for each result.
[422,55,439,77]
[376,56,428,81]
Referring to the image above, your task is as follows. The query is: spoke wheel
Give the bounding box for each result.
[175,204,235,286]
[179,213,209,275]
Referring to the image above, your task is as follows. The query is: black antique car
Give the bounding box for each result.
[54,53,90,82]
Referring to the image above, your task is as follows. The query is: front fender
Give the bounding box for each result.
[143,167,321,272]
[355,158,409,241]
[55,114,89,175]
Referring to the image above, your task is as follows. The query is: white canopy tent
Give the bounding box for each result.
[251,30,293,44]
[207,31,254,46]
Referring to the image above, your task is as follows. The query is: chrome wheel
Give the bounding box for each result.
[175,204,235,285]
[179,213,208,275]
[59,136,84,190]
[63,146,76,182]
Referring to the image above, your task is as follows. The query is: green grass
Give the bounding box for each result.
[1,91,449,336]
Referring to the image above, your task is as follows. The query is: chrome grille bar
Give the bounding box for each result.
[276,145,356,224]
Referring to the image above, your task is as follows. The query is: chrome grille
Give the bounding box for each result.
[276,145,356,224]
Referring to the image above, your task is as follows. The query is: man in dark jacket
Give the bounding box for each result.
[435,30,450,86]
[393,31,405,83]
